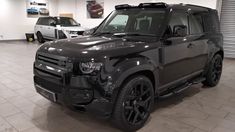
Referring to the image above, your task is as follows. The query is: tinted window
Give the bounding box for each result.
[202,11,220,32]
[47,18,56,26]
[95,10,166,35]
[36,18,43,25]
[167,12,189,37]
[135,16,152,32]
[104,15,129,32]
[37,18,47,25]
[57,17,79,27]
[189,14,203,34]
[36,17,55,26]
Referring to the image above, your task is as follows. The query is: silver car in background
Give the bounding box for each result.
[34,16,86,43]
[39,8,49,15]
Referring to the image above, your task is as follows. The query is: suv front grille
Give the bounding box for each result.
[77,31,84,35]
[37,53,67,67]
[35,53,71,80]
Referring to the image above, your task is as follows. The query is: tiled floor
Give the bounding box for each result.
[0,41,235,132]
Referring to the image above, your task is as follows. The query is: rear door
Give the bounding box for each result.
[186,12,208,72]
[35,18,47,36]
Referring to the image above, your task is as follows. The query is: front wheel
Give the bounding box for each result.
[203,54,223,87]
[112,75,154,132]
[36,32,45,43]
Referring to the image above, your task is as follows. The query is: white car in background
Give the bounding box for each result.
[35,16,86,43]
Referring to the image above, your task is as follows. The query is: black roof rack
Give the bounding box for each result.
[115,4,132,10]
[115,2,168,10]
[138,2,168,8]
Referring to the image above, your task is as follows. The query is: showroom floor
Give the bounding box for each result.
[0,41,235,132]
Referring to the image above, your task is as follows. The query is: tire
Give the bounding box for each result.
[203,54,223,87]
[112,75,154,132]
[36,32,45,43]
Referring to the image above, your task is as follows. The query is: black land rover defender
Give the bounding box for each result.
[33,3,223,131]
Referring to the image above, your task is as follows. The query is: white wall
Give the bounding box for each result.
[0,0,57,40]
[0,0,219,40]
[57,0,218,29]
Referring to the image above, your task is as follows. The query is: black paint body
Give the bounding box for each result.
[33,4,223,117]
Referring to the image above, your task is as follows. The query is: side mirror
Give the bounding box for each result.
[173,25,187,37]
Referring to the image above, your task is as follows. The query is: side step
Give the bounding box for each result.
[192,77,206,84]
[158,77,205,99]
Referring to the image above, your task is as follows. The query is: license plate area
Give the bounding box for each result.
[35,84,57,102]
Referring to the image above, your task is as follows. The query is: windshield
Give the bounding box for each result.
[94,9,166,36]
[57,17,79,27]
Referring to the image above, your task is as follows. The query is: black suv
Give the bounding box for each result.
[33,3,223,131]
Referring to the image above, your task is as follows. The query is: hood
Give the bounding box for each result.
[60,26,86,32]
[38,36,160,61]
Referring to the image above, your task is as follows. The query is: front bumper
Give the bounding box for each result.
[33,75,113,117]
[33,52,114,117]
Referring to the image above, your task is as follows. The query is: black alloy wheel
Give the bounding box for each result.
[112,75,154,132]
[203,54,223,87]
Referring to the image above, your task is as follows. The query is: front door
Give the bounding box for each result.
[159,11,194,86]
[46,18,56,39]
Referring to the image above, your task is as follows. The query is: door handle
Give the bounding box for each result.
[187,43,195,48]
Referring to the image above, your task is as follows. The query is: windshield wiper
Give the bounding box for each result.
[113,33,157,37]
[93,32,113,36]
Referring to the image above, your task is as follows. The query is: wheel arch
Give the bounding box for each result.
[215,49,224,59]
[111,68,157,115]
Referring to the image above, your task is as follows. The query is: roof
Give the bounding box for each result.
[115,3,213,12]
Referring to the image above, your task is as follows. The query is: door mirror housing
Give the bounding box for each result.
[173,25,187,37]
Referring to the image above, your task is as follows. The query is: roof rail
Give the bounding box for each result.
[185,4,210,9]
[138,2,168,8]
[115,4,132,10]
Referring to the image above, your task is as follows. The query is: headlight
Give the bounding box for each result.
[79,62,103,74]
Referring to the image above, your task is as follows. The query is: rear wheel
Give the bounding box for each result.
[36,32,45,43]
[203,54,223,87]
[112,75,154,132]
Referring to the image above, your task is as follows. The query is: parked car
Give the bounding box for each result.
[27,7,39,15]
[87,0,104,18]
[39,8,49,15]
[33,3,223,131]
[34,16,85,43]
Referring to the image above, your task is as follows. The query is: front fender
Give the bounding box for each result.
[114,61,156,88]
[105,57,158,103]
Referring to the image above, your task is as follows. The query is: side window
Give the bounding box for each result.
[47,18,56,26]
[104,15,129,32]
[189,14,203,34]
[165,12,188,37]
[36,18,42,25]
[202,11,220,33]
[39,18,48,25]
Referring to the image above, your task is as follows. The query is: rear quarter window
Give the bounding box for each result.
[189,14,204,34]
[202,11,220,33]
[36,17,51,26]
[36,18,42,25]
